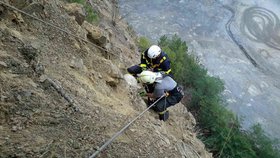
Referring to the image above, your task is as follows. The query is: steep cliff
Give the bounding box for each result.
[0,0,212,157]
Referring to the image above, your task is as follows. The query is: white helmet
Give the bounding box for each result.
[138,71,157,84]
[147,45,161,59]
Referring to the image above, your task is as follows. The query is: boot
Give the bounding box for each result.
[159,110,169,121]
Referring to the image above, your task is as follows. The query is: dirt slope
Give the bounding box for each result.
[0,0,212,157]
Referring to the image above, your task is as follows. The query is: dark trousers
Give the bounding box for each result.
[153,88,183,113]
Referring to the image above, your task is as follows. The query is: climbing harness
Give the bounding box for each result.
[89,94,165,158]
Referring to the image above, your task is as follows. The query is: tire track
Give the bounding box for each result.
[223,5,259,68]
[240,7,280,50]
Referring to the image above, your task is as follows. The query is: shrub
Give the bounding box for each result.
[158,34,280,158]
[247,124,280,158]
[137,36,151,52]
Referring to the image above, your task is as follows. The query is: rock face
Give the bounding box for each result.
[0,0,211,157]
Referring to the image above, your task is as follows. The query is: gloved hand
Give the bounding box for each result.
[138,91,146,97]
[155,72,163,79]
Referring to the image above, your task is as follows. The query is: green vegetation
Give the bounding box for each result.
[138,35,280,158]
[67,0,84,3]
[66,0,99,23]
[137,36,151,52]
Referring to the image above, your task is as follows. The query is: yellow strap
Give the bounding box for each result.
[160,56,166,63]
[151,56,167,68]
[140,64,147,68]
[142,52,151,65]
[165,69,171,74]
[143,54,167,68]
[159,110,168,115]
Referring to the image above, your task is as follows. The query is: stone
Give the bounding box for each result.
[11,126,18,132]
[9,11,24,24]
[63,3,86,25]
[123,74,139,88]
[105,76,119,87]
[34,63,45,75]
[0,61,8,67]
[39,75,48,82]
[82,21,108,46]
[1,95,8,102]
[18,44,39,63]
[70,56,84,70]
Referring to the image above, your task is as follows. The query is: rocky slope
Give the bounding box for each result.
[0,0,211,157]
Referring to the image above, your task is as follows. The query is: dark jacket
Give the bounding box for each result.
[139,49,171,75]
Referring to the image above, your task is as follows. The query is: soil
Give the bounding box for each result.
[0,0,211,157]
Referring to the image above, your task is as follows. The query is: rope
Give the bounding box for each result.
[217,125,234,158]
[89,94,166,158]
[0,1,117,57]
